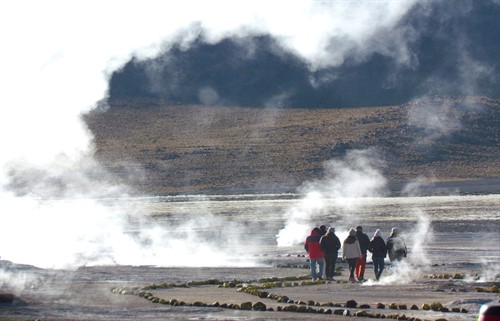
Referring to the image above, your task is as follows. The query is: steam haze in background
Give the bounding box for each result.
[275,150,435,285]
[277,149,387,246]
[0,0,422,269]
[0,0,497,278]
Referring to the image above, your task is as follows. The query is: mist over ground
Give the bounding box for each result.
[0,5,498,320]
[0,0,498,273]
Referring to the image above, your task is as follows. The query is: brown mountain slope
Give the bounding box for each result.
[84,96,499,195]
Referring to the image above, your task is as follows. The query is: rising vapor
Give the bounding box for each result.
[0,1,423,269]
[276,149,387,246]
[0,0,497,275]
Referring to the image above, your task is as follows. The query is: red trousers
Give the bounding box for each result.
[355,253,367,279]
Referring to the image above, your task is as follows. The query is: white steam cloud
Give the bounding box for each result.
[277,149,436,285]
[407,100,463,142]
[0,269,42,296]
[277,149,387,246]
[372,208,433,286]
[0,1,422,270]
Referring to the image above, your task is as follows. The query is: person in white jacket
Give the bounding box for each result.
[342,228,362,282]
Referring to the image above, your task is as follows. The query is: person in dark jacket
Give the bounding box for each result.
[368,229,387,280]
[355,225,370,281]
[304,228,324,280]
[319,227,341,280]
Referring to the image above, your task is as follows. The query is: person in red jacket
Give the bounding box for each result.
[304,227,324,280]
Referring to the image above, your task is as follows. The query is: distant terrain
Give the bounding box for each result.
[84,96,499,195]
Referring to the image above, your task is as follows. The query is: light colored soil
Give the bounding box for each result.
[83,97,500,195]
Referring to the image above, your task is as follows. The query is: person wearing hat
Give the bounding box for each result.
[342,228,362,282]
[369,229,388,280]
[386,227,407,263]
[319,227,341,280]
[355,225,370,281]
[304,227,325,281]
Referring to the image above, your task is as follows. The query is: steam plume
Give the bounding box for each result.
[277,148,436,285]
[277,149,387,246]
[0,1,495,274]
[372,208,433,285]
[0,0,422,269]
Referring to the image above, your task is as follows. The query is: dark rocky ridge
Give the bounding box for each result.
[84,96,499,195]
[108,2,500,108]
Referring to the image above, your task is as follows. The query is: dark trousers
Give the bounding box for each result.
[346,258,358,279]
[373,257,385,280]
[324,253,338,279]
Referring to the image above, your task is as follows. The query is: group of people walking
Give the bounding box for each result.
[304,225,407,282]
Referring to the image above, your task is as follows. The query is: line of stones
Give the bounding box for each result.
[474,285,499,293]
[110,276,469,321]
[424,273,466,280]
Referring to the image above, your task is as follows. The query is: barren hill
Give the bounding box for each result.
[84,97,499,195]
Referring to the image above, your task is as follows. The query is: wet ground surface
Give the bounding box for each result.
[0,194,498,320]
[0,258,499,320]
